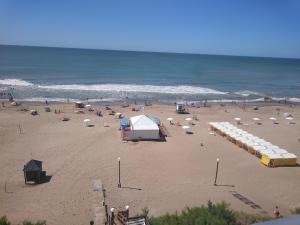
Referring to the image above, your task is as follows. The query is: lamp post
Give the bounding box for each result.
[125,205,129,219]
[110,208,115,225]
[214,158,220,186]
[118,157,121,188]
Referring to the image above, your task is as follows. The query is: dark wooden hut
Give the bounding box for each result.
[23,159,43,184]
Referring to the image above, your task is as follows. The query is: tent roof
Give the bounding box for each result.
[130,115,159,131]
[23,159,42,172]
[149,116,160,125]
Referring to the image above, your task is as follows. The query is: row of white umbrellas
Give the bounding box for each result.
[167,117,192,121]
[234,117,293,123]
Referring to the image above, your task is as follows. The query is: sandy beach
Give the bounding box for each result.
[0,101,300,225]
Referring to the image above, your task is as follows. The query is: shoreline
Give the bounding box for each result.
[1,98,300,108]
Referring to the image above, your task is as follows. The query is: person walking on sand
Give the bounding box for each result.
[273,206,281,218]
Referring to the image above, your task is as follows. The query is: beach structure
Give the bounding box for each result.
[120,115,164,140]
[75,101,85,108]
[209,122,298,167]
[129,115,160,140]
[23,159,44,184]
[176,103,189,114]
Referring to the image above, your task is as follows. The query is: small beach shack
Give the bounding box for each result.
[176,102,189,114]
[75,101,85,108]
[23,159,43,184]
[129,115,160,140]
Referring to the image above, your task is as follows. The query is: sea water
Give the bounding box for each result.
[0,45,300,103]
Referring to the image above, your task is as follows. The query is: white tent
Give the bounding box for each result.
[130,115,160,140]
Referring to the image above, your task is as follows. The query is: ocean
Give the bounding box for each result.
[0,45,300,103]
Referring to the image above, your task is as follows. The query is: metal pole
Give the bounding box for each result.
[214,158,220,186]
[118,157,121,188]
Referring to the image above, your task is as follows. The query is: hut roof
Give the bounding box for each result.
[23,159,43,172]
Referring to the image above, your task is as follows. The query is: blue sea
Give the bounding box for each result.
[0,45,300,103]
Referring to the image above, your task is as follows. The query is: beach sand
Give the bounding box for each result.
[0,102,300,225]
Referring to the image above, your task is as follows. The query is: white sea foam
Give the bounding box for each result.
[17,97,123,103]
[207,98,265,103]
[38,84,227,95]
[0,79,34,86]
[18,97,71,102]
[234,90,261,97]
[288,97,300,103]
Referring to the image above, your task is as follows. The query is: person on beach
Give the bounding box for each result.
[273,206,281,218]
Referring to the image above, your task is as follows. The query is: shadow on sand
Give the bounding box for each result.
[121,186,142,191]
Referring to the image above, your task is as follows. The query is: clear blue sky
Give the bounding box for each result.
[0,0,300,58]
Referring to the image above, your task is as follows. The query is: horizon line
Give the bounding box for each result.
[1,43,300,60]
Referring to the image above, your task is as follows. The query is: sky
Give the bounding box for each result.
[0,0,300,58]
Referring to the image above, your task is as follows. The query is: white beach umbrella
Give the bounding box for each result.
[269,117,277,124]
[234,117,241,124]
[167,118,174,121]
[283,112,292,118]
[116,112,121,115]
[252,117,260,121]
[185,118,192,121]
[286,117,294,124]
[83,119,91,127]
[85,104,91,107]
[182,125,190,129]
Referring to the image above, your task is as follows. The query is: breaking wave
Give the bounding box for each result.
[38,84,227,95]
[0,79,34,86]
[234,90,261,97]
